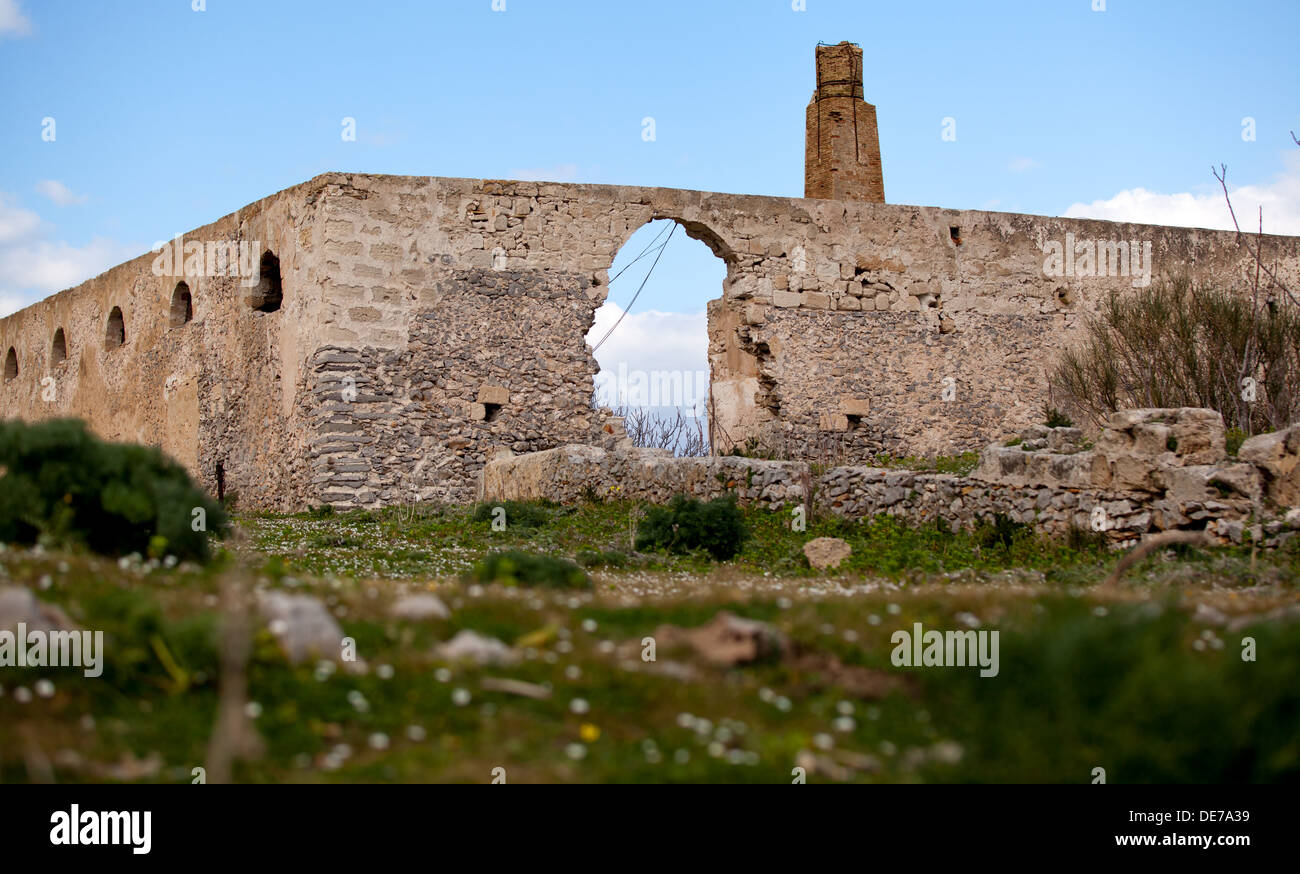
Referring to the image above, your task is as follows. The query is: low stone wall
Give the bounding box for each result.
[480,445,807,509]
[480,409,1300,549]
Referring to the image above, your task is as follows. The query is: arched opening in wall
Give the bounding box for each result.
[170,281,193,327]
[248,250,282,312]
[3,347,17,382]
[51,328,67,365]
[105,307,125,349]
[587,218,728,457]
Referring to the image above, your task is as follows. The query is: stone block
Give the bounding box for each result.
[819,412,849,432]
[840,397,870,417]
[1239,424,1300,506]
[477,384,511,406]
[803,291,831,309]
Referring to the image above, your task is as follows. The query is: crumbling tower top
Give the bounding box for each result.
[804,41,885,203]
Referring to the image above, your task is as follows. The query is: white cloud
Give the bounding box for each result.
[0,0,32,38]
[0,293,27,318]
[0,194,138,318]
[35,180,89,207]
[1063,153,1300,235]
[0,236,136,295]
[587,302,709,408]
[1008,157,1040,173]
[0,194,41,244]
[509,163,580,183]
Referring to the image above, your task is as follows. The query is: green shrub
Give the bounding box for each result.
[1225,427,1248,456]
[1064,524,1108,553]
[472,500,551,530]
[576,549,629,569]
[468,550,591,589]
[0,418,226,561]
[1043,406,1074,428]
[635,494,749,561]
[1050,276,1300,434]
[975,513,1028,551]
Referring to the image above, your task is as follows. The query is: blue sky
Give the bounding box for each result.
[2,0,1297,390]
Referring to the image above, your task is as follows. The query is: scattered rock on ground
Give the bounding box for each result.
[257,591,346,664]
[654,611,788,667]
[436,630,517,665]
[803,537,853,570]
[0,586,77,633]
[788,650,907,699]
[389,593,450,621]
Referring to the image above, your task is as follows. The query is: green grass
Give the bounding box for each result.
[243,499,1129,582]
[3,500,1299,783]
[869,451,982,476]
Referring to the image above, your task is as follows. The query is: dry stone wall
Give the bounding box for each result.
[482,410,1300,550]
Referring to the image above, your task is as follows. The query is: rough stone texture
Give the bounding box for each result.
[803,537,853,570]
[1239,424,1300,507]
[2,185,1298,508]
[1092,407,1227,490]
[481,408,1297,549]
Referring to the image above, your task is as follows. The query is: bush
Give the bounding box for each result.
[576,549,629,569]
[1225,427,1248,456]
[635,494,749,561]
[472,500,551,530]
[1043,406,1074,428]
[1050,276,1300,434]
[0,418,226,561]
[468,550,591,589]
[975,513,1028,551]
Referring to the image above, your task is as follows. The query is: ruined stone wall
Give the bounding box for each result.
[0,178,330,510]
[3,170,1299,511]
[480,414,1300,550]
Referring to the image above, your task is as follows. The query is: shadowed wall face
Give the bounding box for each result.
[805,42,885,203]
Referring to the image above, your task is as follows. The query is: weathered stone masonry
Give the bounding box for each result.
[2,44,1299,511]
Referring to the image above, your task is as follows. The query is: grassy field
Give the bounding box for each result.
[2,499,1299,783]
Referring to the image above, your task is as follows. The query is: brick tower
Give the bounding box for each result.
[804,42,885,202]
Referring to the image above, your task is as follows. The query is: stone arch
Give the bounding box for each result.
[3,346,16,382]
[170,281,193,327]
[51,328,67,365]
[648,215,737,270]
[588,217,731,455]
[106,306,126,349]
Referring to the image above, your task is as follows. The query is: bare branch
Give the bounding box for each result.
[1212,164,1298,308]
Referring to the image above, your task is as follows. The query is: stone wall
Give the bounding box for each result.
[305,267,603,505]
[3,171,1300,511]
[0,177,328,510]
[481,411,1300,550]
